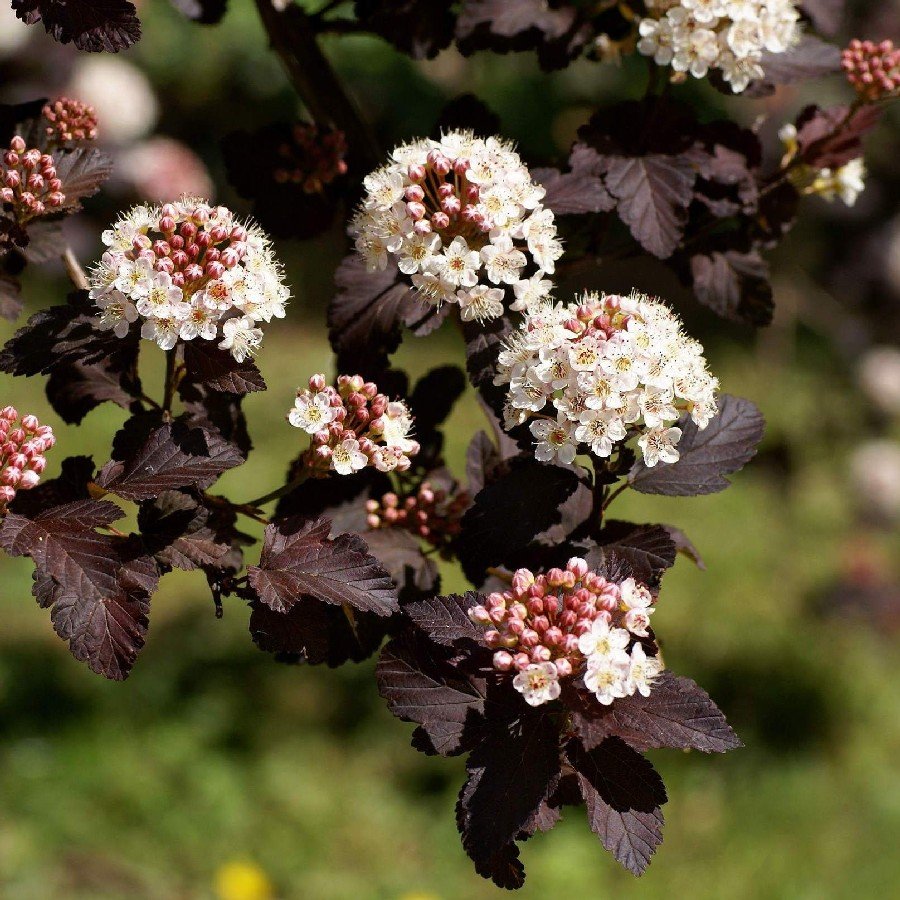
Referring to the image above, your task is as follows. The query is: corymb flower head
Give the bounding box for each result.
[1,135,65,223]
[842,39,900,103]
[351,130,561,323]
[41,97,99,146]
[496,290,719,468]
[273,123,348,193]
[468,558,663,707]
[637,0,802,93]
[0,407,55,510]
[89,198,289,361]
[288,374,420,477]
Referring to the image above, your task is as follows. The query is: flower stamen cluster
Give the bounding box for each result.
[637,0,802,93]
[365,481,469,552]
[88,198,289,360]
[273,123,348,193]
[779,124,867,207]
[351,130,560,323]
[0,407,55,510]
[496,290,718,468]
[468,559,662,707]
[841,39,900,103]
[1,136,65,222]
[41,97,99,145]
[288,374,420,476]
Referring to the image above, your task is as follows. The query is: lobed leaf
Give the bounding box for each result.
[11,0,141,51]
[182,340,266,395]
[690,249,773,327]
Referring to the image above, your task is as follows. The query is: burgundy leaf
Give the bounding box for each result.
[458,712,561,887]
[795,103,882,170]
[250,597,393,666]
[602,155,696,258]
[377,629,487,757]
[662,525,705,570]
[629,394,764,496]
[11,0,141,52]
[19,218,65,264]
[752,34,841,90]
[534,145,615,216]
[800,0,843,36]
[328,254,446,377]
[566,736,667,876]
[0,499,157,680]
[590,522,677,587]
[401,591,483,647]
[248,516,399,616]
[362,527,440,601]
[690,249,773,327]
[572,671,742,754]
[181,340,266,395]
[0,271,23,321]
[97,419,243,501]
[355,0,455,59]
[53,147,114,207]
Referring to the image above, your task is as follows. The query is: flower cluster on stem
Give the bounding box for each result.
[1,136,65,223]
[468,558,662,707]
[273,123,348,193]
[841,39,900,103]
[41,97,99,146]
[496,290,719,468]
[365,480,469,553]
[779,124,867,206]
[287,374,420,476]
[637,0,802,93]
[0,407,55,510]
[351,130,560,323]
[88,198,289,360]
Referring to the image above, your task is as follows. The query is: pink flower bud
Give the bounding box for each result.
[430,212,450,230]
[29,456,46,475]
[406,201,426,220]
[18,470,40,489]
[405,185,424,202]
[20,415,39,432]
[441,197,461,216]
[531,645,551,663]
[0,486,16,504]
[159,215,176,233]
[9,136,26,153]
[493,651,514,671]
[513,653,531,671]
[555,658,573,678]
[308,374,327,392]
[412,220,432,236]
[2,467,22,486]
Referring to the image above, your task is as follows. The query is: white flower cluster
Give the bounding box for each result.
[350,130,561,323]
[495,290,719,468]
[637,0,802,93]
[779,124,867,207]
[89,198,289,362]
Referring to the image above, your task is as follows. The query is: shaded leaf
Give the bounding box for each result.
[534,144,615,216]
[0,271,23,321]
[663,525,705,569]
[435,93,501,137]
[572,671,742,754]
[402,591,483,647]
[590,522,677,587]
[795,103,882,170]
[355,0,455,59]
[97,419,244,501]
[54,147,114,207]
[800,0,843,36]
[363,527,440,601]
[629,394,764,496]
[248,516,399,616]
[182,340,265,395]
[566,736,666,876]
[751,34,841,92]
[690,249,773,327]
[11,0,141,51]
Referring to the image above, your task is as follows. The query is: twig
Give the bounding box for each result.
[253,0,380,173]
[486,566,513,584]
[601,482,628,512]
[61,245,89,290]
[162,346,178,415]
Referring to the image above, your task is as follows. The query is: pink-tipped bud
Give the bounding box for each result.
[159,215,176,233]
[179,221,197,241]
[309,374,327,392]
[20,415,39,431]
[0,485,16,504]
[406,201,426,220]
[412,219,432,236]
[9,136,26,153]
[513,652,531,671]
[405,184,424,203]
[431,212,450,230]
[2,467,22,487]
[18,470,40,489]
[454,158,470,176]
[3,151,19,167]
[441,197,461,216]
[407,163,426,183]
[555,658,573,678]
[493,650,514,671]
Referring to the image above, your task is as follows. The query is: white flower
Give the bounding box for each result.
[219,315,263,363]
[380,400,416,452]
[89,199,289,362]
[498,290,718,468]
[289,391,337,434]
[512,662,561,707]
[627,643,663,697]
[530,415,578,465]
[815,158,867,206]
[511,274,553,312]
[577,617,631,659]
[583,654,630,705]
[331,437,369,475]
[352,131,559,319]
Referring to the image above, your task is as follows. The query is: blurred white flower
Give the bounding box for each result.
[849,439,900,522]
[858,346,900,417]
[0,4,31,57]
[68,56,158,144]
[119,137,214,202]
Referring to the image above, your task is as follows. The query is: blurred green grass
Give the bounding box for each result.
[2,1,900,897]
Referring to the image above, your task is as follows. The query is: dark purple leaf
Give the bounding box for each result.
[181,340,265,395]
[602,155,696,259]
[402,591,483,647]
[752,34,841,91]
[690,249,773,327]
[662,525,705,569]
[378,629,487,757]
[362,527,440,601]
[572,671,742,754]
[248,516,399,616]
[800,0,843,36]
[566,736,666,876]
[96,419,244,501]
[11,0,141,51]
[355,0,455,59]
[250,596,392,666]
[795,103,882,170]
[534,145,615,216]
[590,522,677,587]
[0,271,23,321]
[629,394,764,496]
[54,147,114,207]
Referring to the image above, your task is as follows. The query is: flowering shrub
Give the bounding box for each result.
[1,0,897,891]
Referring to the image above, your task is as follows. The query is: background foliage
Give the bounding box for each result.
[1,0,899,896]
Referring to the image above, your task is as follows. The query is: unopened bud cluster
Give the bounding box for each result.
[468,559,662,707]
[779,124,867,207]
[351,130,561,323]
[841,39,900,102]
[1,136,65,221]
[0,407,55,510]
[89,198,289,360]
[637,0,802,93]
[274,123,348,193]
[288,374,420,476]
[496,290,718,468]
[365,481,468,553]
[41,97,98,145]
